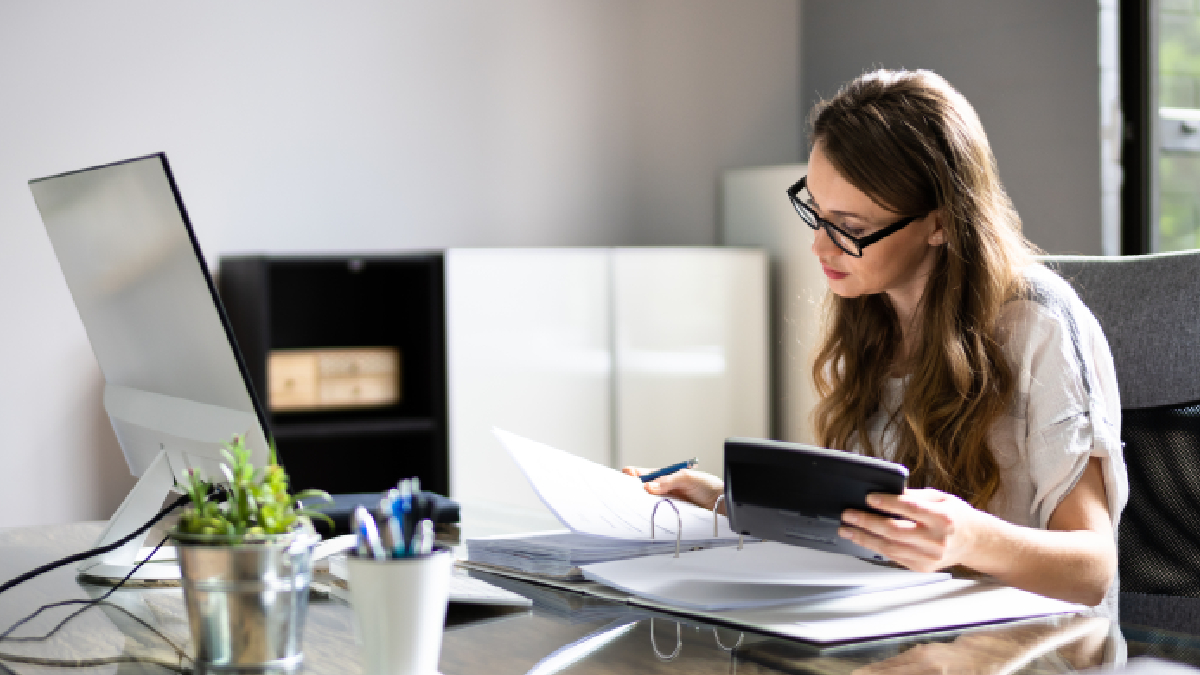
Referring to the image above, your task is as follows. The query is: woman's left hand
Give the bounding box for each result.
[839,488,999,573]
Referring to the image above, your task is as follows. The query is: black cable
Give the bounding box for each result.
[1,597,190,659]
[0,533,193,675]
[0,493,190,598]
[0,485,236,673]
[0,535,182,646]
[0,652,187,673]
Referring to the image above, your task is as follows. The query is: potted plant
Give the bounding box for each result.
[171,435,331,673]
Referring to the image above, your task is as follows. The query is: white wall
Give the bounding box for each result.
[802,0,1104,255]
[0,1,800,526]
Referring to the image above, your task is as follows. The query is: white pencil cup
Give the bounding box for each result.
[346,550,453,675]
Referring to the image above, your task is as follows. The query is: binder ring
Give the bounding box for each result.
[712,494,745,550]
[712,627,744,652]
[649,618,682,661]
[650,498,683,558]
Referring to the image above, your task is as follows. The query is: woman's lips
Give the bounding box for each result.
[822,265,848,280]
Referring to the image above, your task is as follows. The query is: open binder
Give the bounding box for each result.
[490,429,1085,643]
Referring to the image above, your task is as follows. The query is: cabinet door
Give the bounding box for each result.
[722,164,822,444]
[612,249,769,481]
[445,249,611,513]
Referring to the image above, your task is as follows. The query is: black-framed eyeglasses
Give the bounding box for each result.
[787,176,921,258]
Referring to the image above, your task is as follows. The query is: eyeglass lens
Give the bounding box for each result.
[793,190,861,256]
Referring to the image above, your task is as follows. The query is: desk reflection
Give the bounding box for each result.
[444,570,1119,675]
[737,615,1114,675]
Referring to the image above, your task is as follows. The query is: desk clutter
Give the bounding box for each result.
[462,429,1088,644]
[320,479,532,609]
[307,490,461,542]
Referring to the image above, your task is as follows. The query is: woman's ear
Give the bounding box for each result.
[927,212,946,246]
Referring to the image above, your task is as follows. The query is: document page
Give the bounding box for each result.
[581,541,949,610]
[666,578,1085,642]
[493,428,738,541]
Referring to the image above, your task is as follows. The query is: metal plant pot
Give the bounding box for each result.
[173,532,318,673]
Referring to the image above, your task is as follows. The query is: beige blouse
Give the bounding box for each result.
[855,265,1128,615]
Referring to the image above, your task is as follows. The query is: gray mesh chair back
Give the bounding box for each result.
[1044,251,1200,628]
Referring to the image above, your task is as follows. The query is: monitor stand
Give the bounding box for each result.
[77,451,182,583]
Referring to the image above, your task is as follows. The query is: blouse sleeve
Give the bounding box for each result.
[1009,275,1127,531]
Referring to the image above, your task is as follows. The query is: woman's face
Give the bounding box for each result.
[807,143,944,311]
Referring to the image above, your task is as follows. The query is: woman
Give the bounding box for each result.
[626,69,1127,612]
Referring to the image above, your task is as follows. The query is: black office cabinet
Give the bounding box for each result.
[217,254,447,496]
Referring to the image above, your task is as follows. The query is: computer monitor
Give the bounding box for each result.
[29,153,272,580]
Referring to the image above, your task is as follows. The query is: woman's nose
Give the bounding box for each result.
[811,225,840,258]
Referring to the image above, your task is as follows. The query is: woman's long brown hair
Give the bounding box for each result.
[809,70,1037,509]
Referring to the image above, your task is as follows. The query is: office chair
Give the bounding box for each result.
[1044,250,1200,633]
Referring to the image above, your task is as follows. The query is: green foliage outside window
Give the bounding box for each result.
[1159,1,1200,251]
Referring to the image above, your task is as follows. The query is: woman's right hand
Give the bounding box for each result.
[621,467,726,513]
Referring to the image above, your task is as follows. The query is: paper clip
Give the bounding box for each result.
[712,494,744,550]
[649,618,682,661]
[650,498,682,558]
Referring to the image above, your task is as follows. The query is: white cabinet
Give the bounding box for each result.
[446,248,768,514]
[612,249,769,472]
[722,164,822,444]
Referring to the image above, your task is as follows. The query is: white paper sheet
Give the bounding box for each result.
[646,578,1085,643]
[493,428,738,541]
[581,541,950,610]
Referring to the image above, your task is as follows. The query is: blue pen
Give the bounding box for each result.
[391,480,413,556]
[640,458,699,483]
[380,497,403,558]
[354,506,387,560]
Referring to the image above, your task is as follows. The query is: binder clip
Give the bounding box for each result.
[650,498,682,558]
[713,495,744,550]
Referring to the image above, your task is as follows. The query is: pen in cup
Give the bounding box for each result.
[393,480,415,556]
[639,458,699,483]
[380,497,403,557]
[357,477,439,560]
[354,506,387,560]
[405,490,430,555]
[412,519,434,556]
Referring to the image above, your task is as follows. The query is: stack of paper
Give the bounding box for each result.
[465,430,745,577]
[467,530,738,579]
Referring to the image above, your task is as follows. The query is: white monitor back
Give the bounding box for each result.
[29,154,269,577]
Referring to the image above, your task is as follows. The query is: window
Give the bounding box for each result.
[1121,0,1200,253]
[1158,1,1200,250]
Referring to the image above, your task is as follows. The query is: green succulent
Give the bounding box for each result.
[175,434,332,541]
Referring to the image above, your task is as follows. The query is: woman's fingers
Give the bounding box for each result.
[866,492,944,522]
[841,508,950,565]
[641,469,725,510]
[839,523,939,571]
[841,488,987,573]
[645,470,688,495]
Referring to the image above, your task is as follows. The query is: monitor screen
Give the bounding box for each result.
[29,153,271,579]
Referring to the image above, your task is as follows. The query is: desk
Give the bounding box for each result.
[0,522,1197,674]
